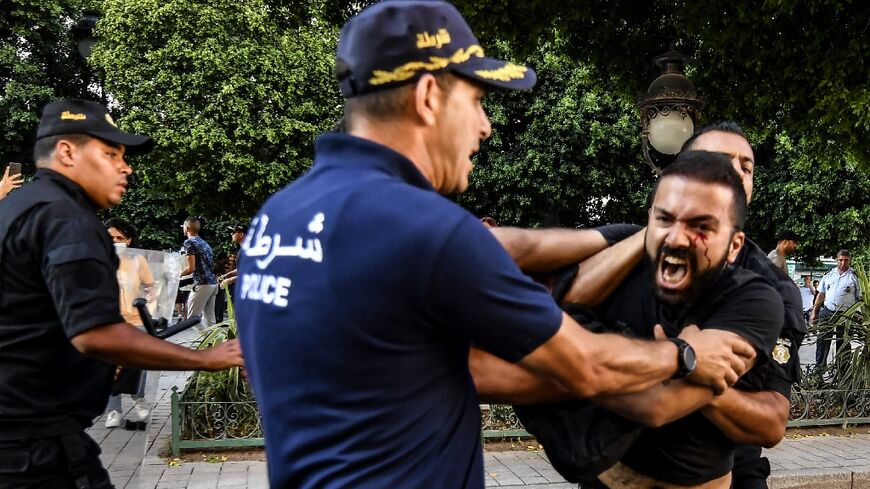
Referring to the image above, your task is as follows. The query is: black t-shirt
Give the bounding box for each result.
[730,238,806,484]
[597,263,782,485]
[0,169,121,440]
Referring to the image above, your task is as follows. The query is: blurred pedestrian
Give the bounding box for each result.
[179,217,218,330]
[797,275,815,324]
[767,230,797,274]
[103,217,155,428]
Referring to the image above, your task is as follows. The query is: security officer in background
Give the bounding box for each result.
[812,248,862,367]
[0,99,243,488]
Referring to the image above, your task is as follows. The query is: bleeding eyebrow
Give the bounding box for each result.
[653,207,719,226]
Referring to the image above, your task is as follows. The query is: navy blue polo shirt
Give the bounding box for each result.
[235,133,563,489]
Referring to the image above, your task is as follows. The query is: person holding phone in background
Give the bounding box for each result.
[0,162,24,199]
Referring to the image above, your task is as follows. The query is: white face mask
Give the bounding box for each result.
[114,242,128,255]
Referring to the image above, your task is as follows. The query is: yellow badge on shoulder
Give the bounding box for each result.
[772,343,790,365]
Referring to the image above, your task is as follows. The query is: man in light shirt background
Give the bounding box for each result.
[812,249,862,367]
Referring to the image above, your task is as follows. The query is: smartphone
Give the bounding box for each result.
[7,162,21,177]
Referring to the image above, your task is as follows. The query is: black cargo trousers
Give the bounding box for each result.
[0,432,113,489]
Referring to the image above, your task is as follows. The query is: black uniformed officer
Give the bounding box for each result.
[0,99,243,488]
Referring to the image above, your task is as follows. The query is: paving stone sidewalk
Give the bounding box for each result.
[88,328,870,488]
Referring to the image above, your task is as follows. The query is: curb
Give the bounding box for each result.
[770,467,870,489]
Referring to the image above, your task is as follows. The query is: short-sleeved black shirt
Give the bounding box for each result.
[597,262,782,485]
[0,169,122,440]
[730,238,806,484]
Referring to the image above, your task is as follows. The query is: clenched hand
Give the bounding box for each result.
[674,325,755,395]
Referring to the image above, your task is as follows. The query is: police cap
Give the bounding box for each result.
[335,0,536,98]
[37,99,154,155]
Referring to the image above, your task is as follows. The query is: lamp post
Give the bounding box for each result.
[72,10,100,59]
[72,10,106,105]
[639,50,704,175]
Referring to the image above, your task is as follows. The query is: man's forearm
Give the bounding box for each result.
[71,322,231,371]
[594,380,714,427]
[813,292,825,313]
[564,229,645,306]
[520,322,680,398]
[700,389,789,447]
[490,227,608,273]
[470,348,574,404]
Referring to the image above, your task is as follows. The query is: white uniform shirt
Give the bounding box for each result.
[819,267,861,311]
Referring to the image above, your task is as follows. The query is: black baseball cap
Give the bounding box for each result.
[335,0,536,98]
[37,99,154,155]
[228,223,249,233]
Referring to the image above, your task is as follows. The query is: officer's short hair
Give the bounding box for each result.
[343,73,459,130]
[837,249,851,258]
[681,121,747,153]
[33,134,93,167]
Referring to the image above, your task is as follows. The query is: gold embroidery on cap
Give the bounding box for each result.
[473,63,527,82]
[416,28,451,49]
[369,45,484,86]
[60,111,87,121]
[105,113,117,127]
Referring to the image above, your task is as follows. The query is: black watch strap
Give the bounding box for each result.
[670,337,695,379]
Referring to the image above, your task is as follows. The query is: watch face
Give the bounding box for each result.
[684,345,697,372]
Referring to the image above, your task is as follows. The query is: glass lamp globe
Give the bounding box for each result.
[648,111,694,155]
[77,37,96,59]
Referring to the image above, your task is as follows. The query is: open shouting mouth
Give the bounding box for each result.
[656,248,693,294]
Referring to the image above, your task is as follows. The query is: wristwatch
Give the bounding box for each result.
[670,338,697,379]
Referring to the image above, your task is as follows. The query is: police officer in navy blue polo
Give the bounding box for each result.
[234,2,755,488]
[0,99,243,488]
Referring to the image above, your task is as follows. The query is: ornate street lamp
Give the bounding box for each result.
[639,50,704,175]
[72,10,107,104]
[72,10,100,59]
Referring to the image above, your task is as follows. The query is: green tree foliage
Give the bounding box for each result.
[452,0,870,173]
[746,133,870,264]
[461,38,653,228]
[0,0,97,168]
[91,0,342,219]
[2,0,867,259]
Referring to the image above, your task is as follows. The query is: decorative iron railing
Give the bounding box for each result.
[170,388,870,454]
[170,386,264,456]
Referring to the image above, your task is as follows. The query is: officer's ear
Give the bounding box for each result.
[54,139,80,168]
[414,73,442,127]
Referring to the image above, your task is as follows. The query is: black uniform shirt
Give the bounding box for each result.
[598,263,782,486]
[0,169,122,440]
[730,238,806,484]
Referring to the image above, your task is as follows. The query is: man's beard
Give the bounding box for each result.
[647,244,729,305]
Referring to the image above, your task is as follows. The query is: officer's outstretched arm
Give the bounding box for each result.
[700,389,789,448]
[563,229,645,307]
[471,347,572,404]
[71,322,243,371]
[516,314,754,399]
[490,227,608,273]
